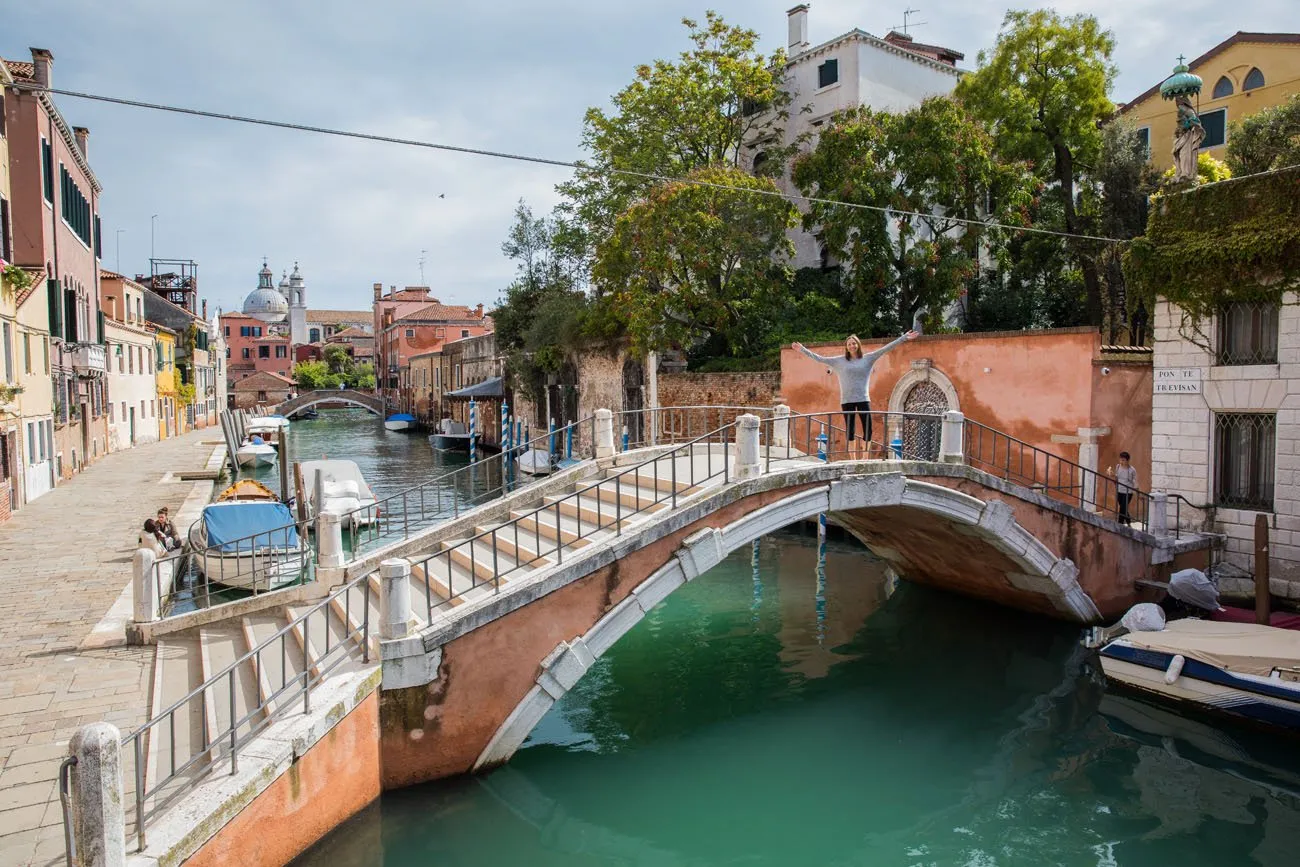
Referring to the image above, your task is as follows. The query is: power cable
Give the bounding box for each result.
[16,82,1127,244]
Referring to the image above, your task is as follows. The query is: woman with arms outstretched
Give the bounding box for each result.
[792,331,918,459]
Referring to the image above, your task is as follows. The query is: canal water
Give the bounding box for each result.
[288,411,1300,866]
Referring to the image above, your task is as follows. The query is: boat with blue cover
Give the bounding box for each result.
[384,413,417,432]
[187,499,305,592]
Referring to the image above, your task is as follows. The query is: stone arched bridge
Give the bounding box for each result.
[277,388,383,417]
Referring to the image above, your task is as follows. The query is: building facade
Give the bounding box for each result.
[221,312,293,393]
[5,48,109,478]
[100,271,159,451]
[153,326,179,439]
[232,370,294,409]
[306,309,371,345]
[374,285,490,406]
[1118,32,1300,171]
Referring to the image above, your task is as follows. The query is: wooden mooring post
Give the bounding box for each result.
[278,426,291,503]
[1255,513,1271,625]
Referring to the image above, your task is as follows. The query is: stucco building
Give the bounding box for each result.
[232,370,294,410]
[221,312,292,393]
[373,283,490,405]
[100,271,160,451]
[1118,32,1300,171]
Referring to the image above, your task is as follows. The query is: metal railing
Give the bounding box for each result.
[616,405,774,451]
[120,573,371,851]
[763,409,947,468]
[407,419,740,620]
[963,419,1151,529]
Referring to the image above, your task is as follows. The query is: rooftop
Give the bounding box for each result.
[1119,32,1300,111]
[306,309,372,323]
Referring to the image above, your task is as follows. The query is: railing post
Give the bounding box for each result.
[68,723,126,867]
[380,558,412,640]
[772,404,791,451]
[594,408,615,459]
[734,413,762,479]
[316,512,344,569]
[939,410,965,464]
[1150,492,1169,538]
[132,546,158,624]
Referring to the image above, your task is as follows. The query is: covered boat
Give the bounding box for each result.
[188,501,304,591]
[516,448,553,477]
[1098,613,1300,733]
[384,413,417,432]
[299,459,379,530]
[429,418,475,452]
[236,437,276,468]
[216,479,278,502]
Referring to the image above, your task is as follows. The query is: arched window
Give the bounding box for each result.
[752,151,768,174]
[1212,76,1233,99]
[1244,67,1265,90]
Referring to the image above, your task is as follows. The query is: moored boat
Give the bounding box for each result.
[216,479,279,502]
[429,418,474,451]
[384,413,417,432]
[246,415,290,444]
[187,500,304,592]
[516,448,553,476]
[299,459,379,530]
[236,437,277,468]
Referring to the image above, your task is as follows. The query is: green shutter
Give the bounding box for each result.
[97,310,105,345]
[47,280,62,341]
[64,289,78,343]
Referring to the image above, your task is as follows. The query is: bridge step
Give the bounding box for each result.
[197,623,263,752]
[509,512,599,549]
[542,494,635,532]
[241,611,308,717]
[145,634,209,802]
[433,535,541,584]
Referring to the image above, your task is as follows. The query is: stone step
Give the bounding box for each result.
[144,634,208,800]
[241,611,307,716]
[284,600,357,681]
[197,622,262,751]
[434,533,539,584]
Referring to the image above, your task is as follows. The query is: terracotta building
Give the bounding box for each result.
[232,370,295,410]
[372,283,490,406]
[220,312,293,396]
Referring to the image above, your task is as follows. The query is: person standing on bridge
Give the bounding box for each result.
[792,331,918,459]
[1108,452,1138,525]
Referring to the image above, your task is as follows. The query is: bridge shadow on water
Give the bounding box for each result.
[295,530,1300,867]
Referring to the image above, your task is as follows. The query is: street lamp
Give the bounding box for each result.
[151,214,158,261]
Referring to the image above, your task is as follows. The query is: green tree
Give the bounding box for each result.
[322,344,353,376]
[956,9,1116,326]
[592,165,796,355]
[793,97,1031,334]
[1226,94,1300,176]
[559,11,792,240]
[292,360,331,390]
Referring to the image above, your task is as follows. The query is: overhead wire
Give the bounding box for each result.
[15,82,1127,244]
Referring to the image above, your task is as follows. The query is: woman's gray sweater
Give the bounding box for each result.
[797,335,909,403]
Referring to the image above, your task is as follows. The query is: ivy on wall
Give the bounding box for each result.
[1124,165,1300,340]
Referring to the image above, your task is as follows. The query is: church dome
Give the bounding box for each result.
[243,260,289,322]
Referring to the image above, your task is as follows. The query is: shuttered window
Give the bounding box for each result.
[41,140,54,203]
[64,289,78,343]
[47,280,62,341]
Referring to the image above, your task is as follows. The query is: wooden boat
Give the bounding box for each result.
[429,418,475,451]
[216,479,278,502]
[384,413,417,432]
[299,459,379,530]
[235,437,276,468]
[1097,613,1300,734]
[187,500,304,592]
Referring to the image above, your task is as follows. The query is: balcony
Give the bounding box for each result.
[71,343,108,375]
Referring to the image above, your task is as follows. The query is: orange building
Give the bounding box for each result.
[373,285,490,406]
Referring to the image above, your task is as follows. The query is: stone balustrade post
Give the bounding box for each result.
[132,546,158,624]
[380,558,413,640]
[594,408,615,459]
[734,413,761,479]
[939,410,966,464]
[316,512,344,569]
[772,404,791,449]
[1150,492,1169,538]
[69,722,126,867]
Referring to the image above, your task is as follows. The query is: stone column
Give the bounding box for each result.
[939,410,965,464]
[772,404,791,451]
[69,723,126,867]
[317,512,344,569]
[132,546,158,624]
[1150,492,1169,538]
[594,408,615,459]
[380,558,412,640]
[734,413,761,479]
[1079,442,1100,513]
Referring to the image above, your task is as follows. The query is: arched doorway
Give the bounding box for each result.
[901,380,949,460]
[622,356,645,446]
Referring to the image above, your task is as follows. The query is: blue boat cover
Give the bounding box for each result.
[387,414,416,422]
[203,503,300,553]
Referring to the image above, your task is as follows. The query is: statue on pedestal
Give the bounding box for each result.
[1160,57,1205,183]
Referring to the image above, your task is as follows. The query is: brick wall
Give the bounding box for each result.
[658,372,781,410]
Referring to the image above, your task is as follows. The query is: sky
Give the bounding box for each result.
[3,1,1295,316]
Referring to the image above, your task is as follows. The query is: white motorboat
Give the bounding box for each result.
[235,437,277,468]
[1096,606,1300,734]
[429,418,475,452]
[246,415,290,444]
[188,500,304,592]
[299,459,379,530]
[384,413,417,432]
[516,448,553,476]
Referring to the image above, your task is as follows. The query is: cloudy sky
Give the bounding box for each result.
[4,1,1294,315]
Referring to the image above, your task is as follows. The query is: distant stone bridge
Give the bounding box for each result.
[278,388,384,417]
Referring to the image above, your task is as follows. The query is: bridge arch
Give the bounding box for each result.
[278,389,384,417]
[469,472,1097,772]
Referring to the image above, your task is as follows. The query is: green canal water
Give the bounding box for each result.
[286,410,1300,866]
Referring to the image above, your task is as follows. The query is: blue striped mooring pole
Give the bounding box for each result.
[469,399,477,463]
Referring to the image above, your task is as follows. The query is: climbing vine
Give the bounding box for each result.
[1124,165,1300,343]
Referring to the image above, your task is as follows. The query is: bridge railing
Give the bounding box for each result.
[616,405,775,451]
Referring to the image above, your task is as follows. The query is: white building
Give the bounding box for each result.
[1152,296,1300,599]
[100,272,160,451]
[286,263,308,346]
[751,5,964,268]
[209,309,228,417]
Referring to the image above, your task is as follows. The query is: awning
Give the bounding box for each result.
[445,376,504,400]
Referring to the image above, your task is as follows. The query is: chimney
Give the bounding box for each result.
[72,126,89,158]
[29,47,53,89]
[474,303,484,318]
[373,281,383,302]
[787,5,810,54]
[202,299,208,319]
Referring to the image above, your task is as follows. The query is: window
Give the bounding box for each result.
[226,347,231,358]
[254,326,263,337]
[817,58,839,88]
[309,328,321,342]
[0,93,4,137]
[406,328,415,338]
[1135,127,1150,159]
[460,329,470,338]
[224,326,230,337]
[27,422,34,465]
[1,322,10,383]
[117,346,123,373]
[275,345,286,359]
[23,333,31,374]
[1243,67,1265,90]
[258,345,270,358]
[136,298,142,322]
[1212,76,1233,99]
[94,214,101,259]
[41,139,53,203]
[240,326,250,337]
[0,196,11,262]
[127,346,133,374]
[1217,301,1277,365]
[242,347,250,359]
[1201,108,1227,148]
[257,390,267,402]
[455,364,462,388]
[751,151,769,174]
[1215,413,1275,510]
[59,165,93,247]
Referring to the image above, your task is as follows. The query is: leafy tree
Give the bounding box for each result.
[956,9,1116,325]
[322,344,353,375]
[292,360,333,390]
[793,97,1031,334]
[592,165,796,355]
[1226,94,1300,176]
[559,12,792,240]
[1160,152,1232,186]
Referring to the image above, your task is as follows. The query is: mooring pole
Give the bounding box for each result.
[278,426,290,504]
[1255,513,1271,625]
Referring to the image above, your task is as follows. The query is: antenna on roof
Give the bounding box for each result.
[419,250,427,285]
[893,8,927,35]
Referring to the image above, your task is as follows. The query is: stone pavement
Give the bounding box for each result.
[0,429,222,867]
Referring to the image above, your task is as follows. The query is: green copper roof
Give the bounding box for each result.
[1160,61,1203,99]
